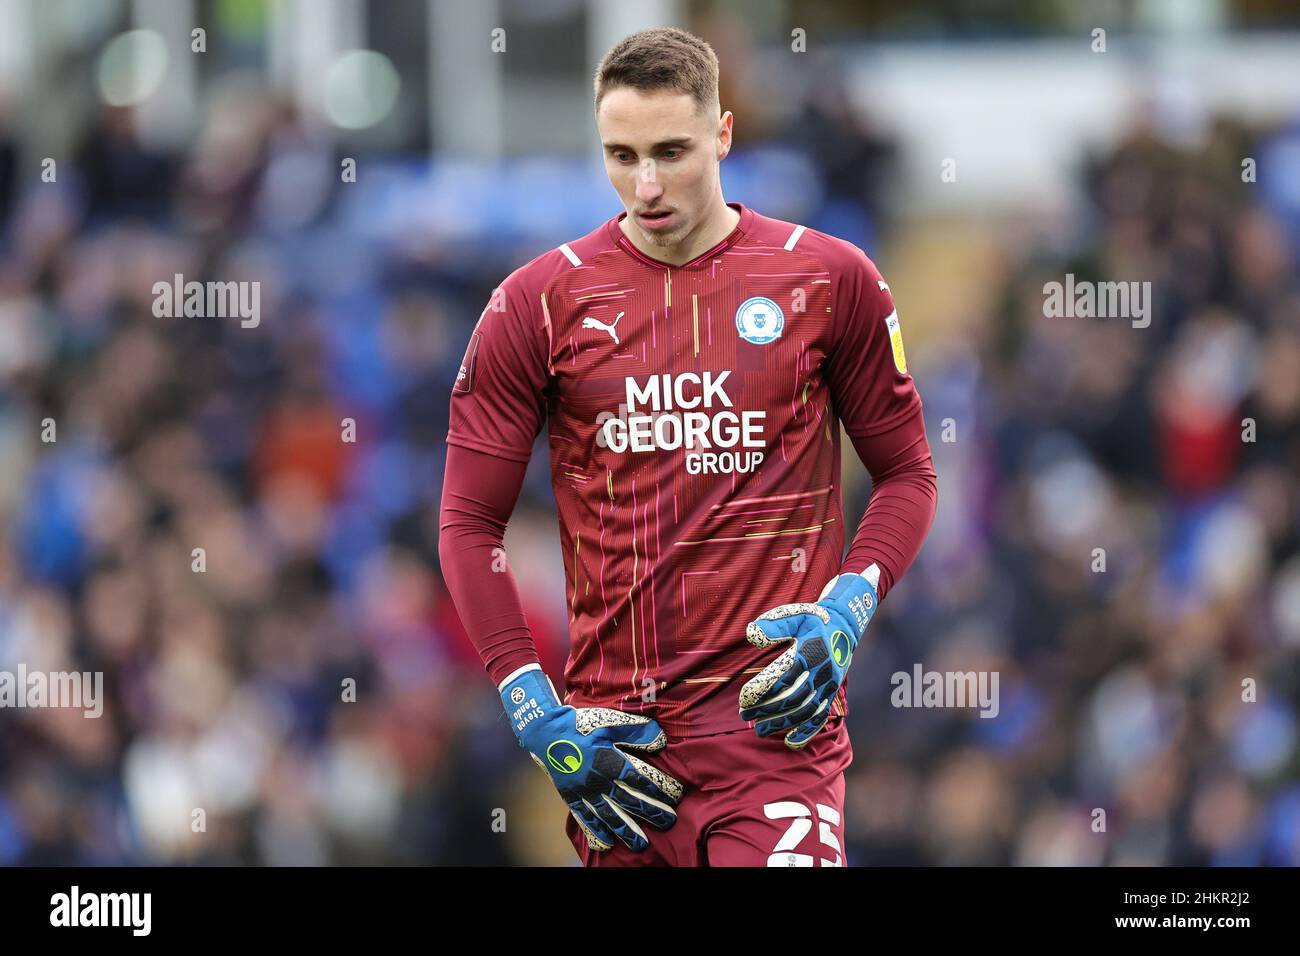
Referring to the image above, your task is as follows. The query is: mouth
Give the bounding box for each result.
[636,209,675,230]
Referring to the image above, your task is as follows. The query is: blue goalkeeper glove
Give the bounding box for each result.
[739,566,880,750]
[500,664,683,853]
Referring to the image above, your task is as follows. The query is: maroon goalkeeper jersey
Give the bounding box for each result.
[446,202,922,736]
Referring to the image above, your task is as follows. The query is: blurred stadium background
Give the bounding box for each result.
[1,0,1299,866]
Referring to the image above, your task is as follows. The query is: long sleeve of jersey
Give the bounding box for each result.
[841,404,937,601]
[440,264,555,687]
[437,442,540,686]
[823,243,937,603]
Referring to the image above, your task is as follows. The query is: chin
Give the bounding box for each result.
[641,224,686,247]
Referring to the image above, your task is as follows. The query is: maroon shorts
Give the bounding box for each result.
[565,715,853,867]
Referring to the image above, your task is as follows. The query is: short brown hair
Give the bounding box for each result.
[594,28,720,116]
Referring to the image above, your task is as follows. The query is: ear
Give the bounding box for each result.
[718,110,734,160]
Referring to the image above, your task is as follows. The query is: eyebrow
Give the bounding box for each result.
[602,137,694,152]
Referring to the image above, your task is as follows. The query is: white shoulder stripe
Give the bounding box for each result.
[783,224,807,251]
[558,243,582,266]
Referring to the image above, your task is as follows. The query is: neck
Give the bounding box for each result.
[620,198,741,267]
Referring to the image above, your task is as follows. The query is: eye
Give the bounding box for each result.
[660,149,682,161]
[613,151,635,164]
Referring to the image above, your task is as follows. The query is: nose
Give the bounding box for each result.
[635,163,663,205]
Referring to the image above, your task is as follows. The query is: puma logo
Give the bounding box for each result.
[581,312,624,345]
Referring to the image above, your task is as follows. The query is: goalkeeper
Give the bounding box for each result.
[439,28,937,865]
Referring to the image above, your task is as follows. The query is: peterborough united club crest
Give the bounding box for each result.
[735,296,784,345]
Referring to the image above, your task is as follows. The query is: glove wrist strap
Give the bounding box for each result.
[500,665,563,740]
[820,566,880,642]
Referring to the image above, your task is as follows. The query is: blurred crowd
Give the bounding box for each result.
[848,109,1300,866]
[1,58,1298,867]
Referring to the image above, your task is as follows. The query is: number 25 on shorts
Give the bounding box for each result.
[763,801,842,867]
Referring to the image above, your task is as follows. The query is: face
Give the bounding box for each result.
[596,87,732,250]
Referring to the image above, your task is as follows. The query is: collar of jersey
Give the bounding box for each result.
[605,201,753,270]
